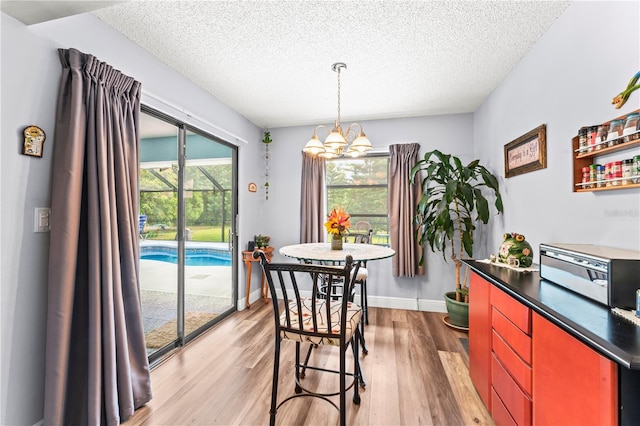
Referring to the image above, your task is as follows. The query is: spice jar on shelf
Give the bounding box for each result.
[622,159,634,185]
[587,126,598,152]
[578,127,588,153]
[607,119,625,147]
[611,160,623,186]
[589,164,599,189]
[581,166,590,188]
[594,125,608,150]
[596,164,605,188]
[604,162,612,186]
[623,112,639,143]
[633,155,640,184]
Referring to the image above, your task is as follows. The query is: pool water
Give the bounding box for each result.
[141,252,231,267]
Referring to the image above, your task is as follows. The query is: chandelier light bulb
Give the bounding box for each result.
[303,134,325,155]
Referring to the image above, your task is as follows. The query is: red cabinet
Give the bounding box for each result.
[469,272,491,407]
[469,272,532,425]
[532,312,618,426]
[469,273,621,426]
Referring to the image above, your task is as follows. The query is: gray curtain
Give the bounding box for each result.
[300,152,325,243]
[389,143,424,277]
[44,48,152,425]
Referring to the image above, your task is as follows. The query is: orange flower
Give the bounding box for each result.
[324,207,351,235]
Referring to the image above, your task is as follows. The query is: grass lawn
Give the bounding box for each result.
[145,225,226,242]
[146,226,391,246]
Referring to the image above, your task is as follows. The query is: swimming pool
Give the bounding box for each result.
[141,246,231,267]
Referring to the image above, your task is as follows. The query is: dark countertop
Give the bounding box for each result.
[463,260,640,369]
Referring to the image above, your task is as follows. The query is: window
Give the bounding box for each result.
[326,155,389,245]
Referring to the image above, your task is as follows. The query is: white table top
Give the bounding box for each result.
[279,243,395,262]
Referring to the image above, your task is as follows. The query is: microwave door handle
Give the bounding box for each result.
[543,250,608,274]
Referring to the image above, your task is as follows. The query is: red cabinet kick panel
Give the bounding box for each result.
[492,307,532,364]
[491,354,532,426]
[491,286,531,334]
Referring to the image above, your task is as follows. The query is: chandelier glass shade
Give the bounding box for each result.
[303,63,372,158]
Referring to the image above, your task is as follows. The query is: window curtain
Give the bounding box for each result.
[388,143,424,277]
[300,152,325,243]
[44,48,152,425]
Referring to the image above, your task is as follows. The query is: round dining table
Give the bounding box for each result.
[279,242,395,263]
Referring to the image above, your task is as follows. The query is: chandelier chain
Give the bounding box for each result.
[336,66,341,127]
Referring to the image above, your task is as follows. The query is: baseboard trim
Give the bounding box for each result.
[240,290,447,313]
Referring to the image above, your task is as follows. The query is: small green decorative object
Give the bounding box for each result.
[262,131,272,144]
[498,232,533,267]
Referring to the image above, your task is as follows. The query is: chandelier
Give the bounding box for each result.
[303,62,372,158]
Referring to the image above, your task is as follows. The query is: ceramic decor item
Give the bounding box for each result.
[498,232,533,267]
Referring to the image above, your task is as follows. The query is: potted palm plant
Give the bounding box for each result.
[410,150,504,329]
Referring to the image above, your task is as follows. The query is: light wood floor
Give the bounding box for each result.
[124,302,494,425]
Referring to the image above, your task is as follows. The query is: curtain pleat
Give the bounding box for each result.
[44,48,151,426]
[388,143,424,277]
[299,152,326,243]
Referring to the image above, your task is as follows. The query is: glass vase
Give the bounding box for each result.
[331,234,343,250]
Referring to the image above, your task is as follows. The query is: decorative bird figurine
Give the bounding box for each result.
[612,70,640,109]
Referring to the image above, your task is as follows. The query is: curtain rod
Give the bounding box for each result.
[142,91,249,145]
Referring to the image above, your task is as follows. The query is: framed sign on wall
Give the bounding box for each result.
[22,125,46,158]
[504,124,547,178]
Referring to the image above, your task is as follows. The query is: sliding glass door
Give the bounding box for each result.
[138,107,237,361]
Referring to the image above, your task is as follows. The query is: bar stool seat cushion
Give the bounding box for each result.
[281,298,362,346]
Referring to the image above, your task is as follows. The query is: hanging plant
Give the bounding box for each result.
[262,128,272,201]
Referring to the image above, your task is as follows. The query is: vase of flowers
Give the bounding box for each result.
[324,207,350,250]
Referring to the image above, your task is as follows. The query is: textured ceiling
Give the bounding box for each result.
[4,1,571,129]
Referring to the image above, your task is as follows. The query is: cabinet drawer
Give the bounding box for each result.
[491,387,517,426]
[491,286,531,334]
[492,330,532,395]
[492,307,532,364]
[491,354,532,426]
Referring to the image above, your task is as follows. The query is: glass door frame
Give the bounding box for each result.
[140,104,238,362]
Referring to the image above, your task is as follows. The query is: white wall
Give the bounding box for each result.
[474,0,640,255]
[1,13,59,426]
[2,1,639,425]
[268,113,476,309]
[0,12,263,426]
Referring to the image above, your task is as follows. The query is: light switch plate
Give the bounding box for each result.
[34,207,51,232]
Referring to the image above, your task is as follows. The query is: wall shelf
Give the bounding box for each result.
[572,108,640,193]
